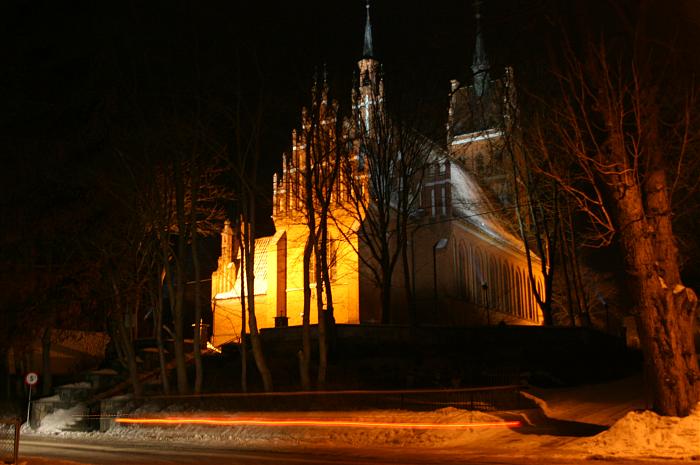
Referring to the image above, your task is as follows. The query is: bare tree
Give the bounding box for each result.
[287,73,344,388]
[227,93,274,392]
[336,76,430,324]
[532,4,700,415]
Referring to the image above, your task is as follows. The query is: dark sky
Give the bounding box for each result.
[4,0,699,176]
[2,0,552,175]
[3,0,698,249]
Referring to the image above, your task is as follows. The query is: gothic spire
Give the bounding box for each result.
[471,0,490,96]
[362,1,374,59]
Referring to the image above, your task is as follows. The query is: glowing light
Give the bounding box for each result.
[116,416,521,429]
[206,342,222,353]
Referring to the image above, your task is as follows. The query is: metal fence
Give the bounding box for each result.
[120,384,527,413]
[0,418,20,464]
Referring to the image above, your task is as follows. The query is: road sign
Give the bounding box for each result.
[24,372,38,386]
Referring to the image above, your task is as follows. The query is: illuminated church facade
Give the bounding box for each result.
[211,4,544,346]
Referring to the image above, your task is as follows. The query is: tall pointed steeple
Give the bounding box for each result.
[362,1,374,58]
[471,0,490,96]
[355,0,383,133]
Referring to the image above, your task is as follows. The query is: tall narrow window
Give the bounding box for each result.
[440,186,446,216]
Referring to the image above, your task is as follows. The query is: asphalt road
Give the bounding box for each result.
[18,436,691,465]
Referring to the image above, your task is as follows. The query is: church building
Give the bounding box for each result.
[210,3,544,347]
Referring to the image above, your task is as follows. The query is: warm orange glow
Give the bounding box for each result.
[116,416,520,429]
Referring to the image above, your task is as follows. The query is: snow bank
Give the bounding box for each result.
[33,404,86,434]
[573,403,700,459]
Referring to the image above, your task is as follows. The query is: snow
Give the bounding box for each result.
[571,403,700,459]
[58,382,91,389]
[523,375,648,426]
[22,376,700,462]
[31,404,87,434]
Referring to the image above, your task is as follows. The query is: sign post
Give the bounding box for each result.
[24,372,38,426]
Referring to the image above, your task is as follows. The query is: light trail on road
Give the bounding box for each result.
[115,416,521,429]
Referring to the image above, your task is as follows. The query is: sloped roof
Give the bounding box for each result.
[214,231,283,300]
[448,161,524,252]
[416,135,524,252]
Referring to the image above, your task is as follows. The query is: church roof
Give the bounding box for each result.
[214,231,284,300]
[448,161,524,252]
[414,135,524,253]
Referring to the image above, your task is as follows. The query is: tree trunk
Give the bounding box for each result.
[614,174,700,416]
[172,161,189,395]
[238,236,248,393]
[566,202,590,326]
[41,327,52,397]
[402,228,416,327]
[190,163,203,394]
[299,236,312,391]
[381,263,392,324]
[244,215,273,392]
[315,241,327,388]
[191,230,203,394]
[155,270,170,395]
[111,281,142,397]
[557,215,577,327]
[317,208,334,388]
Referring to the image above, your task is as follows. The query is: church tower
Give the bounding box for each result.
[354,1,384,134]
[446,1,515,209]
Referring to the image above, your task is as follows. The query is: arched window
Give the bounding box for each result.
[515,270,523,318]
[488,256,497,309]
[537,279,544,322]
[457,243,467,299]
[476,249,486,306]
[470,246,480,304]
[526,275,533,320]
[498,261,506,311]
[508,266,516,315]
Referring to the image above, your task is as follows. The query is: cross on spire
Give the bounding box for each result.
[363,1,374,59]
[471,0,490,96]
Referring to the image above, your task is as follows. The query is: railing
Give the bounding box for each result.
[0,418,20,464]
[144,385,526,412]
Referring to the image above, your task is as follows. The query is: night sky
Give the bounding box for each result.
[2,0,700,282]
[2,0,553,176]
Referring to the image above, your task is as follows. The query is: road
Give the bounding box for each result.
[18,435,690,465]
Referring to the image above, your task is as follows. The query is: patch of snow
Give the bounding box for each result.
[571,402,700,460]
[519,391,554,418]
[35,394,60,402]
[525,375,647,426]
[34,404,86,434]
[58,382,91,389]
